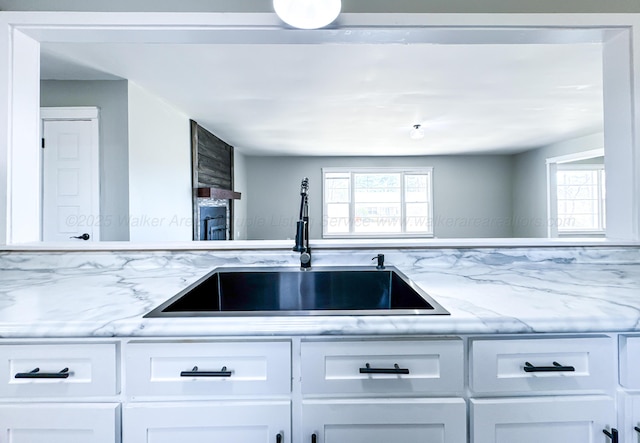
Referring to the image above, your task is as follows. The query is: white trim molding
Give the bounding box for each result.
[0,12,638,246]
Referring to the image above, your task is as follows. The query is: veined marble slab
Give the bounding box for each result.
[0,247,639,338]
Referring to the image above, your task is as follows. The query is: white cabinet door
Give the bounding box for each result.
[471,396,615,443]
[123,400,290,443]
[619,392,640,443]
[302,398,466,443]
[0,403,120,443]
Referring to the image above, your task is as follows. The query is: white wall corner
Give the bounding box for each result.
[8,28,40,244]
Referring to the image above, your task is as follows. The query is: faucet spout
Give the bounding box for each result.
[293,177,311,268]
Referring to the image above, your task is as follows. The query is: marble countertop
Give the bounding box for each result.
[1,247,639,338]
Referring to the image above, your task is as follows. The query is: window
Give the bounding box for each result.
[555,164,606,234]
[323,168,433,238]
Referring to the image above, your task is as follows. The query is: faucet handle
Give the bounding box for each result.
[300,177,309,195]
[372,254,385,269]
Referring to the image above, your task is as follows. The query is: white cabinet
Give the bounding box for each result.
[619,335,640,389]
[302,398,466,443]
[125,340,291,398]
[0,403,120,443]
[470,335,617,443]
[0,342,118,397]
[301,338,463,396]
[470,335,615,395]
[300,338,466,443]
[123,339,292,443]
[123,337,466,443]
[123,401,290,443]
[471,396,615,443]
[618,336,640,442]
[618,393,640,443]
[3,332,633,443]
[0,341,120,443]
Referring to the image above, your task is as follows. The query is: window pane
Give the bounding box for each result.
[561,199,596,214]
[570,214,598,230]
[557,170,597,185]
[406,203,432,232]
[556,167,605,233]
[325,203,350,233]
[561,185,597,200]
[325,179,349,203]
[354,173,401,203]
[405,174,429,203]
[354,203,401,233]
[327,203,349,217]
[354,216,402,233]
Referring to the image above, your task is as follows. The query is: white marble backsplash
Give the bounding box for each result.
[0,246,639,338]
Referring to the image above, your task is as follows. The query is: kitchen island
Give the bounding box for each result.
[1,246,639,442]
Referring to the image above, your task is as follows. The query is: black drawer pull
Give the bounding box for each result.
[634,426,640,433]
[523,361,575,373]
[15,367,70,379]
[359,363,410,375]
[311,433,317,443]
[603,428,618,443]
[276,432,283,443]
[180,366,232,377]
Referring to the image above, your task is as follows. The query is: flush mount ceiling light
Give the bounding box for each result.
[410,124,425,140]
[273,0,342,29]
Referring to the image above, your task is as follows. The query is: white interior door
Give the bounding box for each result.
[41,108,99,242]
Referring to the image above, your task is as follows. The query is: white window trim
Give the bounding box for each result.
[322,167,434,239]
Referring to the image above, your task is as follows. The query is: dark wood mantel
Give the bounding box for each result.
[196,187,241,200]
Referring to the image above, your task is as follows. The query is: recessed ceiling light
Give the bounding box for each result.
[410,124,425,140]
[273,0,342,30]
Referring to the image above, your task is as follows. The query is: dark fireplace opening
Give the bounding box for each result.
[199,206,227,240]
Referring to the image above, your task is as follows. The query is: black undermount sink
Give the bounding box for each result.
[144,266,449,317]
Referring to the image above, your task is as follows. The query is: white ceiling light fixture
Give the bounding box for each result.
[410,124,425,140]
[273,0,342,30]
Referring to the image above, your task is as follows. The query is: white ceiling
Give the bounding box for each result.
[40,41,604,156]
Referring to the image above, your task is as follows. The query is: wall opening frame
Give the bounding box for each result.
[0,12,638,246]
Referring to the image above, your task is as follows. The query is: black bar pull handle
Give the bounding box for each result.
[359,363,410,375]
[15,367,70,379]
[523,361,575,373]
[603,428,618,443]
[276,432,283,443]
[179,366,232,377]
[311,433,317,443]
[635,426,640,433]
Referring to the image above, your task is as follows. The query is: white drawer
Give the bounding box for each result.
[125,340,291,397]
[470,336,614,395]
[619,335,640,388]
[0,343,118,398]
[300,338,463,396]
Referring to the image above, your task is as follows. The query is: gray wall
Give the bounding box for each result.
[245,155,514,240]
[2,0,639,13]
[511,133,604,237]
[40,80,130,241]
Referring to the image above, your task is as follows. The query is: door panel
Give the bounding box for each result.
[42,118,99,242]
